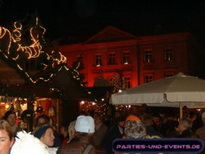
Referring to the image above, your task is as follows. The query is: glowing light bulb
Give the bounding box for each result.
[92,102,96,105]
[80,101,85,104]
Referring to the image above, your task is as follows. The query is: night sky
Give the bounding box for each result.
[1,0,205,42]
[1,0,205,77]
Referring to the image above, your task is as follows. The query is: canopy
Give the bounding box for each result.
[110,72,205,118]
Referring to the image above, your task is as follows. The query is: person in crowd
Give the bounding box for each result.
[33,124,58,154]
[142,114,163,137]
[64,111,88,144]
[66,121,76,143]
[176,118,196,138]
[163,120,179,138]
[57,115,97,154]
[0,120,15,154]
[188,111,198,123]
[59,124,69,145]
[101,115,125,154]
[114,115,147,154]
[90,112,108,146]
[114,111,123,120]
[192,112,203,133]
[158,114,179,138]
[34,114,50,128]
[152,113,163,134]
[3,111,22,136]
[114,115,160,154]
[124,114,147,139]
[11,131,50,154]
[110,110,123,127]
[195,111,205,142]
[104,106,119,128]
[34,114,61,147]
[124,114,161,139]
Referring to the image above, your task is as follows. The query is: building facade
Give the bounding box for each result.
[58,26,193,89]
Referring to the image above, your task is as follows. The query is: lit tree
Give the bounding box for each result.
[111,70,125,93]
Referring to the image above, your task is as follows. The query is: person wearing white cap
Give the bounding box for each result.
[58,115,97,154]
[75,115,95,133]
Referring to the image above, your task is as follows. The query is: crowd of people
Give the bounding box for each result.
[0,108,205,154]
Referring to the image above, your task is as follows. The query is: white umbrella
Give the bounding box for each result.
[110,72,205,118]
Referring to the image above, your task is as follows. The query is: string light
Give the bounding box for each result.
[0,27,12,54]
[0,16,93,101]
[0,17,69,84]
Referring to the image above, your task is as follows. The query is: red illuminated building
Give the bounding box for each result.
[58,26,195,88]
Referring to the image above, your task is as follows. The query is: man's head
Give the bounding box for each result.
[94,112,103,125]
[124,115,146,138]
[115,111,122,119]
[75,115,95,134]
[35,115,50,127]
[142,114,153,126]
[152,113,162,126]
[116,116,126,127]
[177,118,192,133]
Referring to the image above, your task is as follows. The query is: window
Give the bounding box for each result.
[124,76,131,88]
[164,48,173,61]
[122,52,130,64]
[144,50,153,63]
[95,54,102,66]
[108,53,116,65]
[144,74,154,83]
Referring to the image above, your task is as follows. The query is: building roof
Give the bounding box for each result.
[85,26,137,44]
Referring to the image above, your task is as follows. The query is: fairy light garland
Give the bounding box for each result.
[12,21,22,43]
[14,17,44,59]
[0,17,69,84]
[0,27,12,54]
[0,16,93,99]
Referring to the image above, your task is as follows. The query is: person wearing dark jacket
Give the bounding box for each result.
[176,118,196,138]
[58,115,98,154]
[142,114,163,137]
[101,116,125,154]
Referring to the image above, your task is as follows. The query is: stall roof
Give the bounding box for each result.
[0,59,25,85]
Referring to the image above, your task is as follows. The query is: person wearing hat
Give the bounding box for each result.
[124,114,161,139]
[58,115,97,154]
[33,124,58,154]
[11,131,50,154]
[34,114,61,147]
[124,114,147,139]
